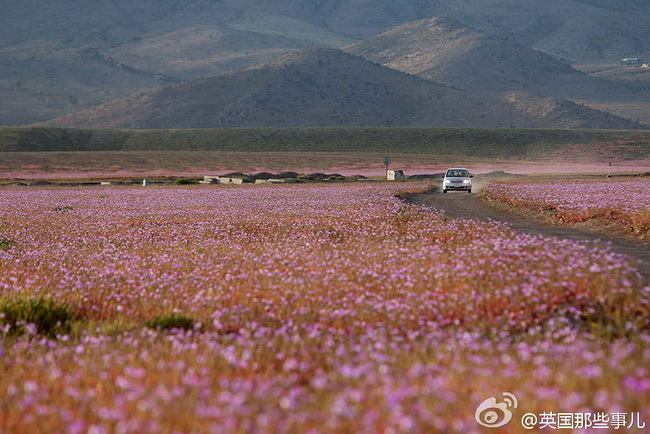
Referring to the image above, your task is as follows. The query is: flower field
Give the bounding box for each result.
[1,183,649,432]
[481,177,650,240]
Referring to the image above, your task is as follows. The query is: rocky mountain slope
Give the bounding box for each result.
[42,49,642,130]
[345,17,650,125]
[2,0,649,125]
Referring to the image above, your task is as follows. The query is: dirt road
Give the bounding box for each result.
[403,190,650,283]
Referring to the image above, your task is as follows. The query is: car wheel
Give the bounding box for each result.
[442,189,447,193]
[468,189,472,193]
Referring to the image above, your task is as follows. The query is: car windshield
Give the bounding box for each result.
[446,170,469,177]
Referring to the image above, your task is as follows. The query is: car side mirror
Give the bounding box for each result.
[470,175,474,178]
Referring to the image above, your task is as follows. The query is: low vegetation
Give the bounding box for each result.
[0,238,15,250]
[0,298,76,338]
[145,314,199,331]
[172,178,199,185]
[2,126,649,160]
[0,183,648,431]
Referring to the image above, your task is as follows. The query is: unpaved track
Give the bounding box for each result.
[404,190,650,283]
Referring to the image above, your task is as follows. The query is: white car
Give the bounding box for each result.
[442,168,473,193]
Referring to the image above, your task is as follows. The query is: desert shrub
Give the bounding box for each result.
[145,314,199,332]
[0,238,15,250]
[297,174,315,180]
[0,298,76,338]
[52,205,74,211]
[173,178,199,185]
[327,175,346,181]
[277,172,299,179]
[252,172,274,180]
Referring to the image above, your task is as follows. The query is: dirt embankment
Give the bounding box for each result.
[403,187,650,283]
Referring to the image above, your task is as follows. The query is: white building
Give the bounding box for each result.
[620,58,642,65]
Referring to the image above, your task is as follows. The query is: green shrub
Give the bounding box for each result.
[145,314,199,331]
[0,238,15,251]
[0,298,76,338]
[52,205,74,211]
[173,178,199,185]
[297,174,315,180]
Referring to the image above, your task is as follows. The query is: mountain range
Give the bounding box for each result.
[345,16,650,125]
[43,48,642,130]
[2,0,650,128]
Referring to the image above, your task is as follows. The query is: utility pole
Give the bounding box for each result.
[383,157,391,179]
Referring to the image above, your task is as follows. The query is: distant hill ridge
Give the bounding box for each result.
[345,16,650,125]
[41,48,644,130]
[1,0,650,125]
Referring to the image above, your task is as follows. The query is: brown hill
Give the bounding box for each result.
[43,49,642,130]
[100,22,354,81]
[345,17,650,125]
[430,0,650,62]
[2,0,650,125]
[345,17,582,93]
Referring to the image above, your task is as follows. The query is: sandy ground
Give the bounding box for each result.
[403,185,650,283]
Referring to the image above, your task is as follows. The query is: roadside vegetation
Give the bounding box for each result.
[482,177,650,241]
